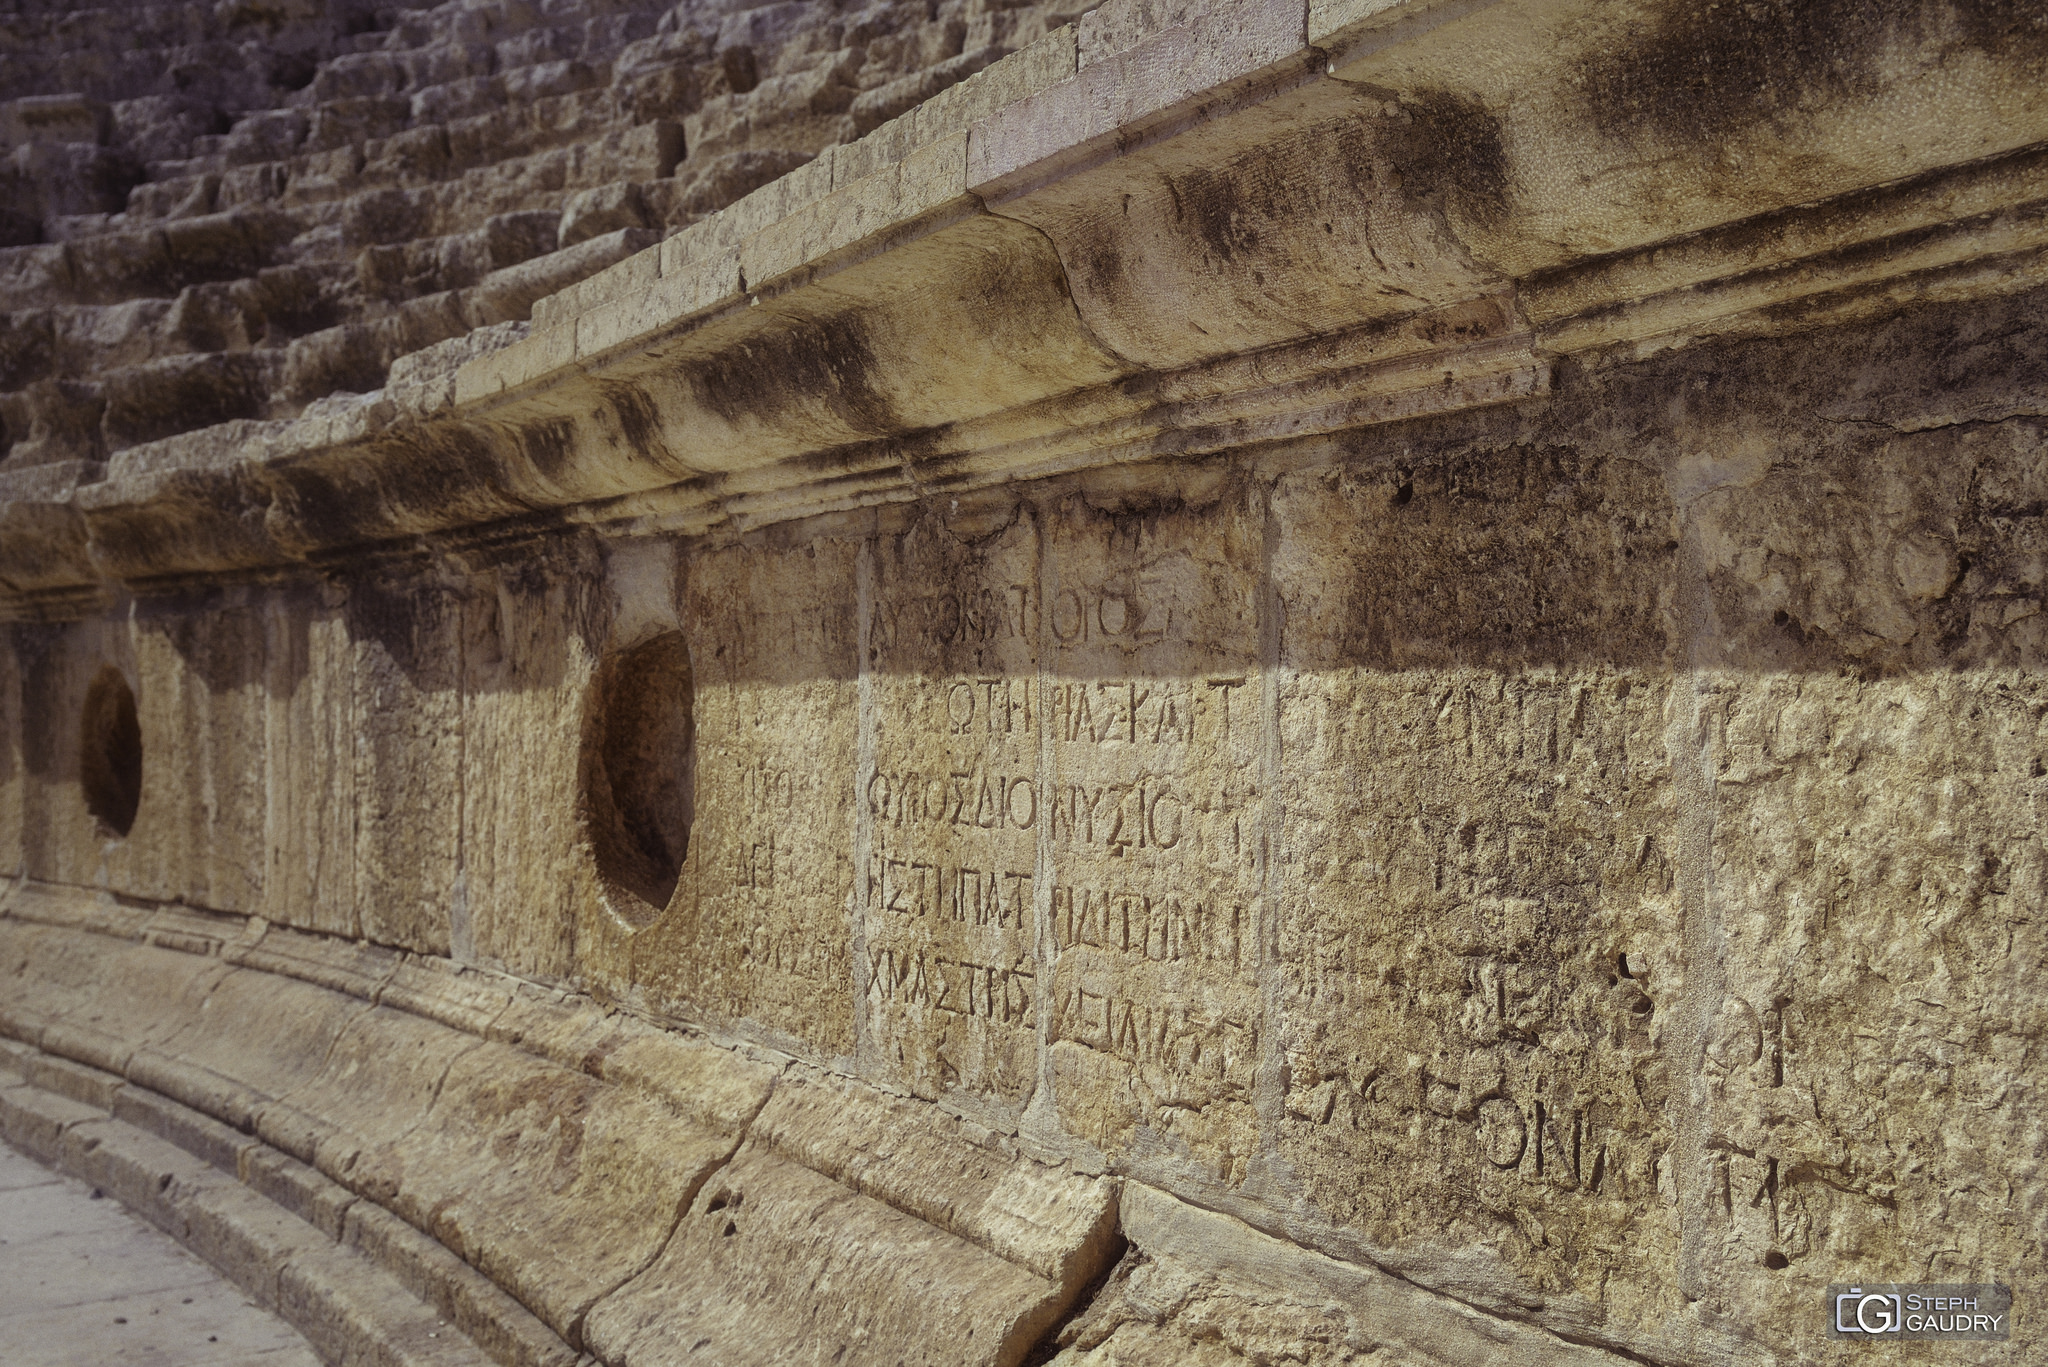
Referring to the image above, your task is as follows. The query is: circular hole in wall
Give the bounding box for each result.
[80,666,141,839]
[582,632,694,925]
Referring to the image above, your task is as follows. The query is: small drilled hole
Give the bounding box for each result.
[582,632,693,925]
[80,666,141,839]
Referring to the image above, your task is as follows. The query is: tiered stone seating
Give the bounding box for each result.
[0,0,1081,472]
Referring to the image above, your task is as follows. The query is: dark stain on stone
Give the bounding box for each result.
[1575,0,2048,148]
[1387,88,1511,227]
[1174,164,1265,265]
[595,380,672,469]
[685,310,899,437]
[517,417,580,486]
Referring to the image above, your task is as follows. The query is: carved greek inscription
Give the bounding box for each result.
[863,854,1033,931]
[869,583,1037,653]
[1050,882,1253,973]
[865,946,1037,1031]
[1048,986,1259,1099]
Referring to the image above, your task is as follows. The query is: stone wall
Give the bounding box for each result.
[0,0,1080,470]
[2,1,2045,1365]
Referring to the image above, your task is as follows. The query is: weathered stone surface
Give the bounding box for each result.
[5,2,2047,1365]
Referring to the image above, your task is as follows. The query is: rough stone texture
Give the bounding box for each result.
[0,1134,322,1367]
[0,0,1088,473]
[4,2,2047,1366]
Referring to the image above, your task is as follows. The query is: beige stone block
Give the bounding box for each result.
[739,132,970,292]
[342,1199,581,1367]
[230,922,401,999]
[60,1113,220,1234]
[707,148,840,260]
[348,572,461,955]
[1037,490,1265,1182]
[573,251,743,361]
[261,592,359,939]
[1065,1182,1620,1367]
[275,1248,495,1367]
[452,325,576,409]
[829,110,923,192]
[966,0,1305,197]
[139,964,373,1134]
[253,1005,474,1199]
[582,1141,1068,1367]
[1648,411,2048,1345]
[120,597,269,915]
[860,502,1042,1113]
[454,547,603,980]
[109,1083,255,1173]
[566,241,661,320]
[624,534,860,1062]
[0,917,102,1044]
[594,1027,779,1135]
[0,1078,101,1163]
[388,1040,736,1345]
[1305,0,1441,48]
[1267,451,1682,1329]
[754,1067,1118,1285]
[19,1050,123,1109]
[917,26,1079,147]
[35,936,226,1078]
[15,616,138,890]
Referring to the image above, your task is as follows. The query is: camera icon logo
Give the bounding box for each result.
[1835,1288,1903,1334]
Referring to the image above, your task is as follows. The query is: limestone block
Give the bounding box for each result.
[117,593,271,914]
[1037,489,1265,1183]
[136,965,374,1136]
[1264,434,1685,1332]
[347,571,462,956]
[34,934,230,1080]
[376,956,516,1040]
[989,77,1499,372]
[390,1040,738,1346]
[61,1114,223,1234]
[1322,0,2048,282]
[582,1140,1070,1367]
[14,615,141,889]
[966,0,1306,198]
[1650,369,2048,1348]
[623,533,861,1060]
[570,249,743,362]
[229,922,403,1001]
[609,214,1121,477]
[259,587,361,939]
[0,918,104,1045]
[341,1200,581,1367]
[256,1004,478,1201]
[737,131,971,293]
[110,1082,257,1174]
[861,500,1043,1113]
[0,1076,101,1163]
[454,539,604,980]
[753,1066,1119,1286]
[1047,1182,1618,1366]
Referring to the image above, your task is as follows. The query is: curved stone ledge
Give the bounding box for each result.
[0,881,1124,1366]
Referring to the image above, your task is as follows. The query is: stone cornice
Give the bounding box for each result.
[4,0,2045,614]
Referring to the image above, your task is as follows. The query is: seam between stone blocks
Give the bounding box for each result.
[0,1066,526,1367]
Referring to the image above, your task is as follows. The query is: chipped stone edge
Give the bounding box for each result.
[0,881,1119,1302]
[0,1060,530,1367]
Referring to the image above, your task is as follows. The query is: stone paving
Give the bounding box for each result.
[0,1137,319,1367]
